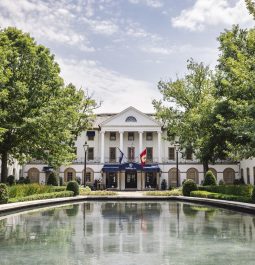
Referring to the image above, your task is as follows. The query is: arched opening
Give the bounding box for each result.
[187,168,199,184]
[168,168,180,188]
[223,168,235,184]
[64,168,76,182]
[27,168,40,183]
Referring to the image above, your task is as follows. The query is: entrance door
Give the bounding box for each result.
[125,171,137,189]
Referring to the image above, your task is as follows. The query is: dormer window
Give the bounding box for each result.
[125,116,137,122]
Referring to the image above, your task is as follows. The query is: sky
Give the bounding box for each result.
[0,0,254,113]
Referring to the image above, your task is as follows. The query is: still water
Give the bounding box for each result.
[0,201,255,265]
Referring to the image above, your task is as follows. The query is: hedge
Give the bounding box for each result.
[190,190,252,203]
[8,191,74,203]
[198,185,253,197]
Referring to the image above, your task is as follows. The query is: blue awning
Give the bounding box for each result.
[102,164,120,172]
[143,165,160,172]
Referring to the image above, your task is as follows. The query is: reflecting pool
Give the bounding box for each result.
[0,201,255,265]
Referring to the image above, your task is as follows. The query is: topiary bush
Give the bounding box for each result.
[66,181,79,196]
[0,183,9,204]
[161,179,166,190]
[203,170,217,186]
[182,179,198,196]
[7,175,16,186]
[47,172,58,186]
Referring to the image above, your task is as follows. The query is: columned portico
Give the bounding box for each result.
[100,131,105,163]
[139,131,143,153]
[119,131,124,151]
[157,131,162,163]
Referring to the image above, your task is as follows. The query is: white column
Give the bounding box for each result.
[158,131,162,163]
[119,131,124,151]
[100,131,105,163]
[139,131,143,153]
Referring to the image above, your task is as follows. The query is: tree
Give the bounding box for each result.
[153,59,229,174]
[245,0,255,20]
[0,27,97,182]
[215,25,255,160]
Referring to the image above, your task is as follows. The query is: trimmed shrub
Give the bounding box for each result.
[47,172,58,186]
[8,191,74,203]
[191,190,251,203]
[0,183,9,204]
[66,181,79,196]
[252,186,255,203]
[75,177,81,185]
[198,184,253,197]
[182,179,198,196]
[7,175,16,186]
[219,180,224,185]
[59,177,64,186]
[203,170,217,186]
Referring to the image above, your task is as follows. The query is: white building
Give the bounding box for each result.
[23,106,240,189]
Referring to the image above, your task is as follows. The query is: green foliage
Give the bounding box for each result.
[17,176,30,184]
[8,183,56,198]
[144,189,182,196]
[198,184,253,197]
[182,179,198,196]
[203,170,217,186]
[59,177,64,186]
[251,186,255,203]
[191,190,251,203]
[79,189,117,196]
[8,191,74,203]
[66,181,79,196]
[215,26,255,159]
[47,172,58,186]
[245,0,255,20]
[0,27,98,182]
[7,175,15,186]
[0,183,8,203]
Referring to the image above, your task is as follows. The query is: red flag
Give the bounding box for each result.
[140,148,147,167]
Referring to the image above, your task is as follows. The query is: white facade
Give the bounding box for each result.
[240,158,255,185]
[0,157,23,181]
[24,106,239,189]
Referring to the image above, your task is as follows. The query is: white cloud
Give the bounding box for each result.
[0,0,95,51]
[83,18,119,35]
[128,0,163,8]
[172,0,254,31]
[141,46,173,55]
[57,57,160,113]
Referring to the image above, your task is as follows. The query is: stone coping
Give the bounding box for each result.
[0,194,255,216]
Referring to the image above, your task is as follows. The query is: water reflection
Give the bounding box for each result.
[0,202,255,265]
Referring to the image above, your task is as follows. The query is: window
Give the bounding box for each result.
[247,168,250,184]
[87,147,94,160]
[109,147,116,162]
[125,116,137,122]
[85,172,92,183]
[67,172,73,182]
[168,147,175,160]
[128,147,135,161]
[186,148,193,160]
[110,132,116,141]
[146,132,153,141]
[146,147,153,161]
[128,132,134,141]
[87,131,95,141]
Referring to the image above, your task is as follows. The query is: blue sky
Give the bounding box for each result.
[0,0,254,112]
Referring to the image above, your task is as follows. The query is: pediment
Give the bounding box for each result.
[99,106,162,128]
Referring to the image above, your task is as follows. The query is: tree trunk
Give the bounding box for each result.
[1,151,8,183]
[203,160,209,176]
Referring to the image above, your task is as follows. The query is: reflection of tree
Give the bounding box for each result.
[65,204,79,217]
[182,204,198,217]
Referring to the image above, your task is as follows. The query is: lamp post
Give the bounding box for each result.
[83,141,89,188]
[174,142,180,187]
